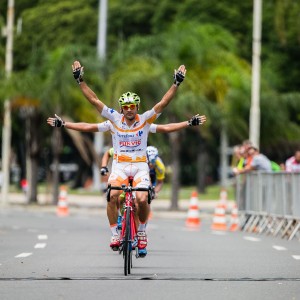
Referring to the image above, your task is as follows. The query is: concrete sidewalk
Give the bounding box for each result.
[3,192,225,219]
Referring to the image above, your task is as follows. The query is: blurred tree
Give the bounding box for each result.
[6,62,44,203]
[151,0,253,59]
[11,0,98,71]
[3,44,104,203]
[263,0,300,92]
[109,0,158,38]
[40,45,104,203]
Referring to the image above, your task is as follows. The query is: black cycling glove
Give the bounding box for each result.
[73,67,84,84]
[53,114,65,127]
[188,114,201,126]
[173,69,185,86]
[100,166,109,176]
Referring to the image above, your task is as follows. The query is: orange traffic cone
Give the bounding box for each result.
[229,203,239,232]
[185,191,201,228]
[56,185,69,217]
[211,202,227,231]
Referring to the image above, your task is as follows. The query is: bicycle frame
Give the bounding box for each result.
[106,176,152,276]
[120,180,136,250]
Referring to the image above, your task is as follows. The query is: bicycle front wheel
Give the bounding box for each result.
[124,207,132,276]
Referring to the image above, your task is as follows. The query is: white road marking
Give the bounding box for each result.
[273,245,287,251]
[15,253,32,258]
[243,236,261,242]
[292,255,300,260]
[212,231,227,235]
[34,243,46,249]
[38,235,48,240]
[181,227,200,232]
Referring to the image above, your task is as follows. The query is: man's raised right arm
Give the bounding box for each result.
[47,114,99,132]
[72,60,104,114]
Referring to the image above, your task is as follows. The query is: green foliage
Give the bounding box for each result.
[151,0,253,58]
[109,0,159,37]
[13,0,97,70]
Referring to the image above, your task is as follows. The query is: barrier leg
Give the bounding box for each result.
[288,221,300,241]
[273,218,286,237]
[249,215,261,233]
[281,219,294,239]
[258,215,270,234]
[243,215,256,232]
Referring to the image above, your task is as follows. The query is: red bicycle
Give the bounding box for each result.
[106,176,152,276]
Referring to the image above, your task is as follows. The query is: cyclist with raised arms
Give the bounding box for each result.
[70,60,187,256]
[47,112,206,256]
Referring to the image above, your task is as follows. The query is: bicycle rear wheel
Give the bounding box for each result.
[124,207,132,276]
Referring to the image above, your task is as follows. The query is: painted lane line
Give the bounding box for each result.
[243,236,261,242]
[34,243,46,249]
[292,255,300,260]
[15,253,32,258]
[181,227,200,232]
[212,231,227,235]
[273,245,287,251]
[38,235,48,240]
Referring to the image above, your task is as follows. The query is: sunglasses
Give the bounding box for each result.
[122,104,136,111]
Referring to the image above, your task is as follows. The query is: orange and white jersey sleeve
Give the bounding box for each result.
[97,120,113,132]
[100,105,160,163]
[149,123,157,133]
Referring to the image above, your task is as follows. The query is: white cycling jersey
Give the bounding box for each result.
[98,105,160,163]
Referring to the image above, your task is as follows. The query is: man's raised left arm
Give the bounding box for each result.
[153,65,186,114]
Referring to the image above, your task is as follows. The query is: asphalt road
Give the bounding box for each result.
[0,205,300,300]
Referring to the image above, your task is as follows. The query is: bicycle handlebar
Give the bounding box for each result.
[106,184,153,204]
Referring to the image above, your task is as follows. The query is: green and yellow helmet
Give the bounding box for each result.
[118,92,140,107]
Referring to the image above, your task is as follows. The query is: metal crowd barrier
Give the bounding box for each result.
[235,172,300,241]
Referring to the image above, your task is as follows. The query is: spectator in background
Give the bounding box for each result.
[280,163,286,171]
[232,145,244,170]
[285,150,300,172]
[242,140,254,168]
[270,160,281,172]
[233,145,272,175]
